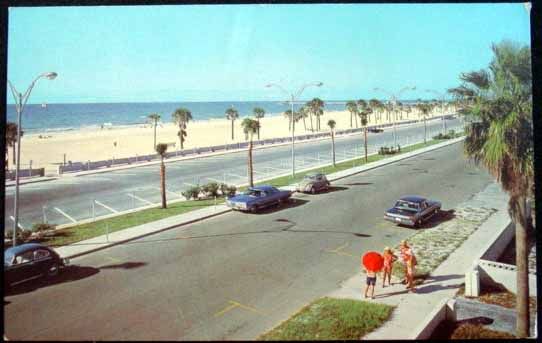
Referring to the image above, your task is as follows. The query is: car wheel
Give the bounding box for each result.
[310,187,316,194]
[47,263,59,278]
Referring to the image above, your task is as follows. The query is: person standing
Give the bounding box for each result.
[382,247,398,287]
[400,240,417,292]
[364,267,377,299]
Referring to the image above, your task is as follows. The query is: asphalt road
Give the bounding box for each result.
[4,141,494,340]
[4,118,463,229]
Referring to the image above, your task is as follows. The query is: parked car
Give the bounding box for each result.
[368,127,384,133]
[4,243,69,289]
[226,185,292,213]
[384,195,441,227]
[296,173,330,194]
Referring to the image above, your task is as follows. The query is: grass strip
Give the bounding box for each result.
[37,136,461,247]
[257,297,393,340]
[37,198,223,247]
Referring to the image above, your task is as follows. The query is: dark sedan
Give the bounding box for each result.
[225,185,292,213]
[4,243,69,289]
[384,195,441,227]
[368,127,384,133]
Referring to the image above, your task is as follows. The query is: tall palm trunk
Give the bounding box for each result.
[310,113,314,132]
[303,116,307,131]
[350,112,353,128]
[354,114,359,128]
[153,123,157,149]
[248,139,254,187]
[364,127,368,162]
[331,131,336,167]
[12,144,16,166]
[257,119,261,140]
[160,159,167,209]
[231,120,234,140]
[288,117,292,131]
[513,195,530,337]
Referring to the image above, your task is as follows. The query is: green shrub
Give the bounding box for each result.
[201,182,220,198]
[32,223,56,232]
[220,183,237,197]
[182,186,201,200]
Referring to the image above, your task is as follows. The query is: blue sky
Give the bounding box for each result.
[7,3,531,104]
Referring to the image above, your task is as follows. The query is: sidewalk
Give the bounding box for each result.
[326,182,511,339]
[5,176,59,188]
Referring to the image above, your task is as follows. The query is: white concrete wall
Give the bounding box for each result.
[478,259,537,297]
[481,221,515,261]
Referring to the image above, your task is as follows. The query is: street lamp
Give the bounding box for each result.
[266,81,323,177]
[7,72,57,246]
[373,86,415,147]
[425,89,448,134]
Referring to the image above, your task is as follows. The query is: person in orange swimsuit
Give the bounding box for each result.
[382,247,397,287]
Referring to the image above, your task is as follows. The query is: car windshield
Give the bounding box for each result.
[244,189,263,197]
[395,200,419,211]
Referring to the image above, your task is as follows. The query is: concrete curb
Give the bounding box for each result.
[57,206,231,259]
[5,176,59,188]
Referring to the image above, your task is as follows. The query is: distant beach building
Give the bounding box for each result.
[41,103,47,108]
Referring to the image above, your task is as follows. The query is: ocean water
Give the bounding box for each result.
[5,100,418,134]
[5,101,342,134]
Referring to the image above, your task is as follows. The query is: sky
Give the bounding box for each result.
[7,3,531,104]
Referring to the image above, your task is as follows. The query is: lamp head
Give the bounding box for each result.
[316,82,323,87]
[265,84,272,88]
[45,72,58,80]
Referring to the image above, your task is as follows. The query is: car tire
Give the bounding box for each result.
[250,206,258,214]
[47,263,59,278]
[310,187,316,194]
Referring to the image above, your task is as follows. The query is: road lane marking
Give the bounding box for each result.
[204,177,224,183]
[325,242,356,258]
[127,193,154,205]
[152,187,183,197]
[94,200,119,213]
[214,300,265,317]
[53,207,77,223]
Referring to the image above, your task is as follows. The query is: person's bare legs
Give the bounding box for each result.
[364,284,369,298]
[370,284,375,299]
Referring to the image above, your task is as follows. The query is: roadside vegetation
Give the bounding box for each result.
[12,135,461,248]
[431,321,516,339]
[257,297,393,340]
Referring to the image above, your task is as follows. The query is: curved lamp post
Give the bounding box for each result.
[265,81,323,177]
[373,86,415,147]
[425,89,449,134]
[7,72,57,246]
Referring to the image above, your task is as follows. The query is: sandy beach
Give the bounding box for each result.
[10,107,445,174]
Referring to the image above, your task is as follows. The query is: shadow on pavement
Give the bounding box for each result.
[414,282,463,294]
[324,185,349,193]
[5,265,100,297]
[418,209,456,229]
[251,198,309,214]
[98,262,147,270]
[422,273,464,284]
[343,183,373,187]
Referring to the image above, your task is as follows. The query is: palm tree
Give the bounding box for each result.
[147,113,161,150]
[309,98,325,131]
[416,102,432,144]
[172,108,192,150]
[346,101,358,128]
[284,109,294,131]
[327,119,336,167]
[368,99,381,125]
[450,41,532,337]
[225,107,239,140]
[253,107,265,140]
[5,122,23,170]
[155,143,168,209]
[358,107,372,162]
[298,105,309,131]
[241,118,260,187]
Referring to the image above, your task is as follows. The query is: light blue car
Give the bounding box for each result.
[226,185,293,213]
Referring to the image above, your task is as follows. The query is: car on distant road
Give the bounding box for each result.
[4,243,69,289]
[226,185,293,213]
[296,173,330,194]
[384,195,441,227]
[368,127,384,133]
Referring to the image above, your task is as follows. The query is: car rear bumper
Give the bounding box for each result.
[384,214,415,226]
